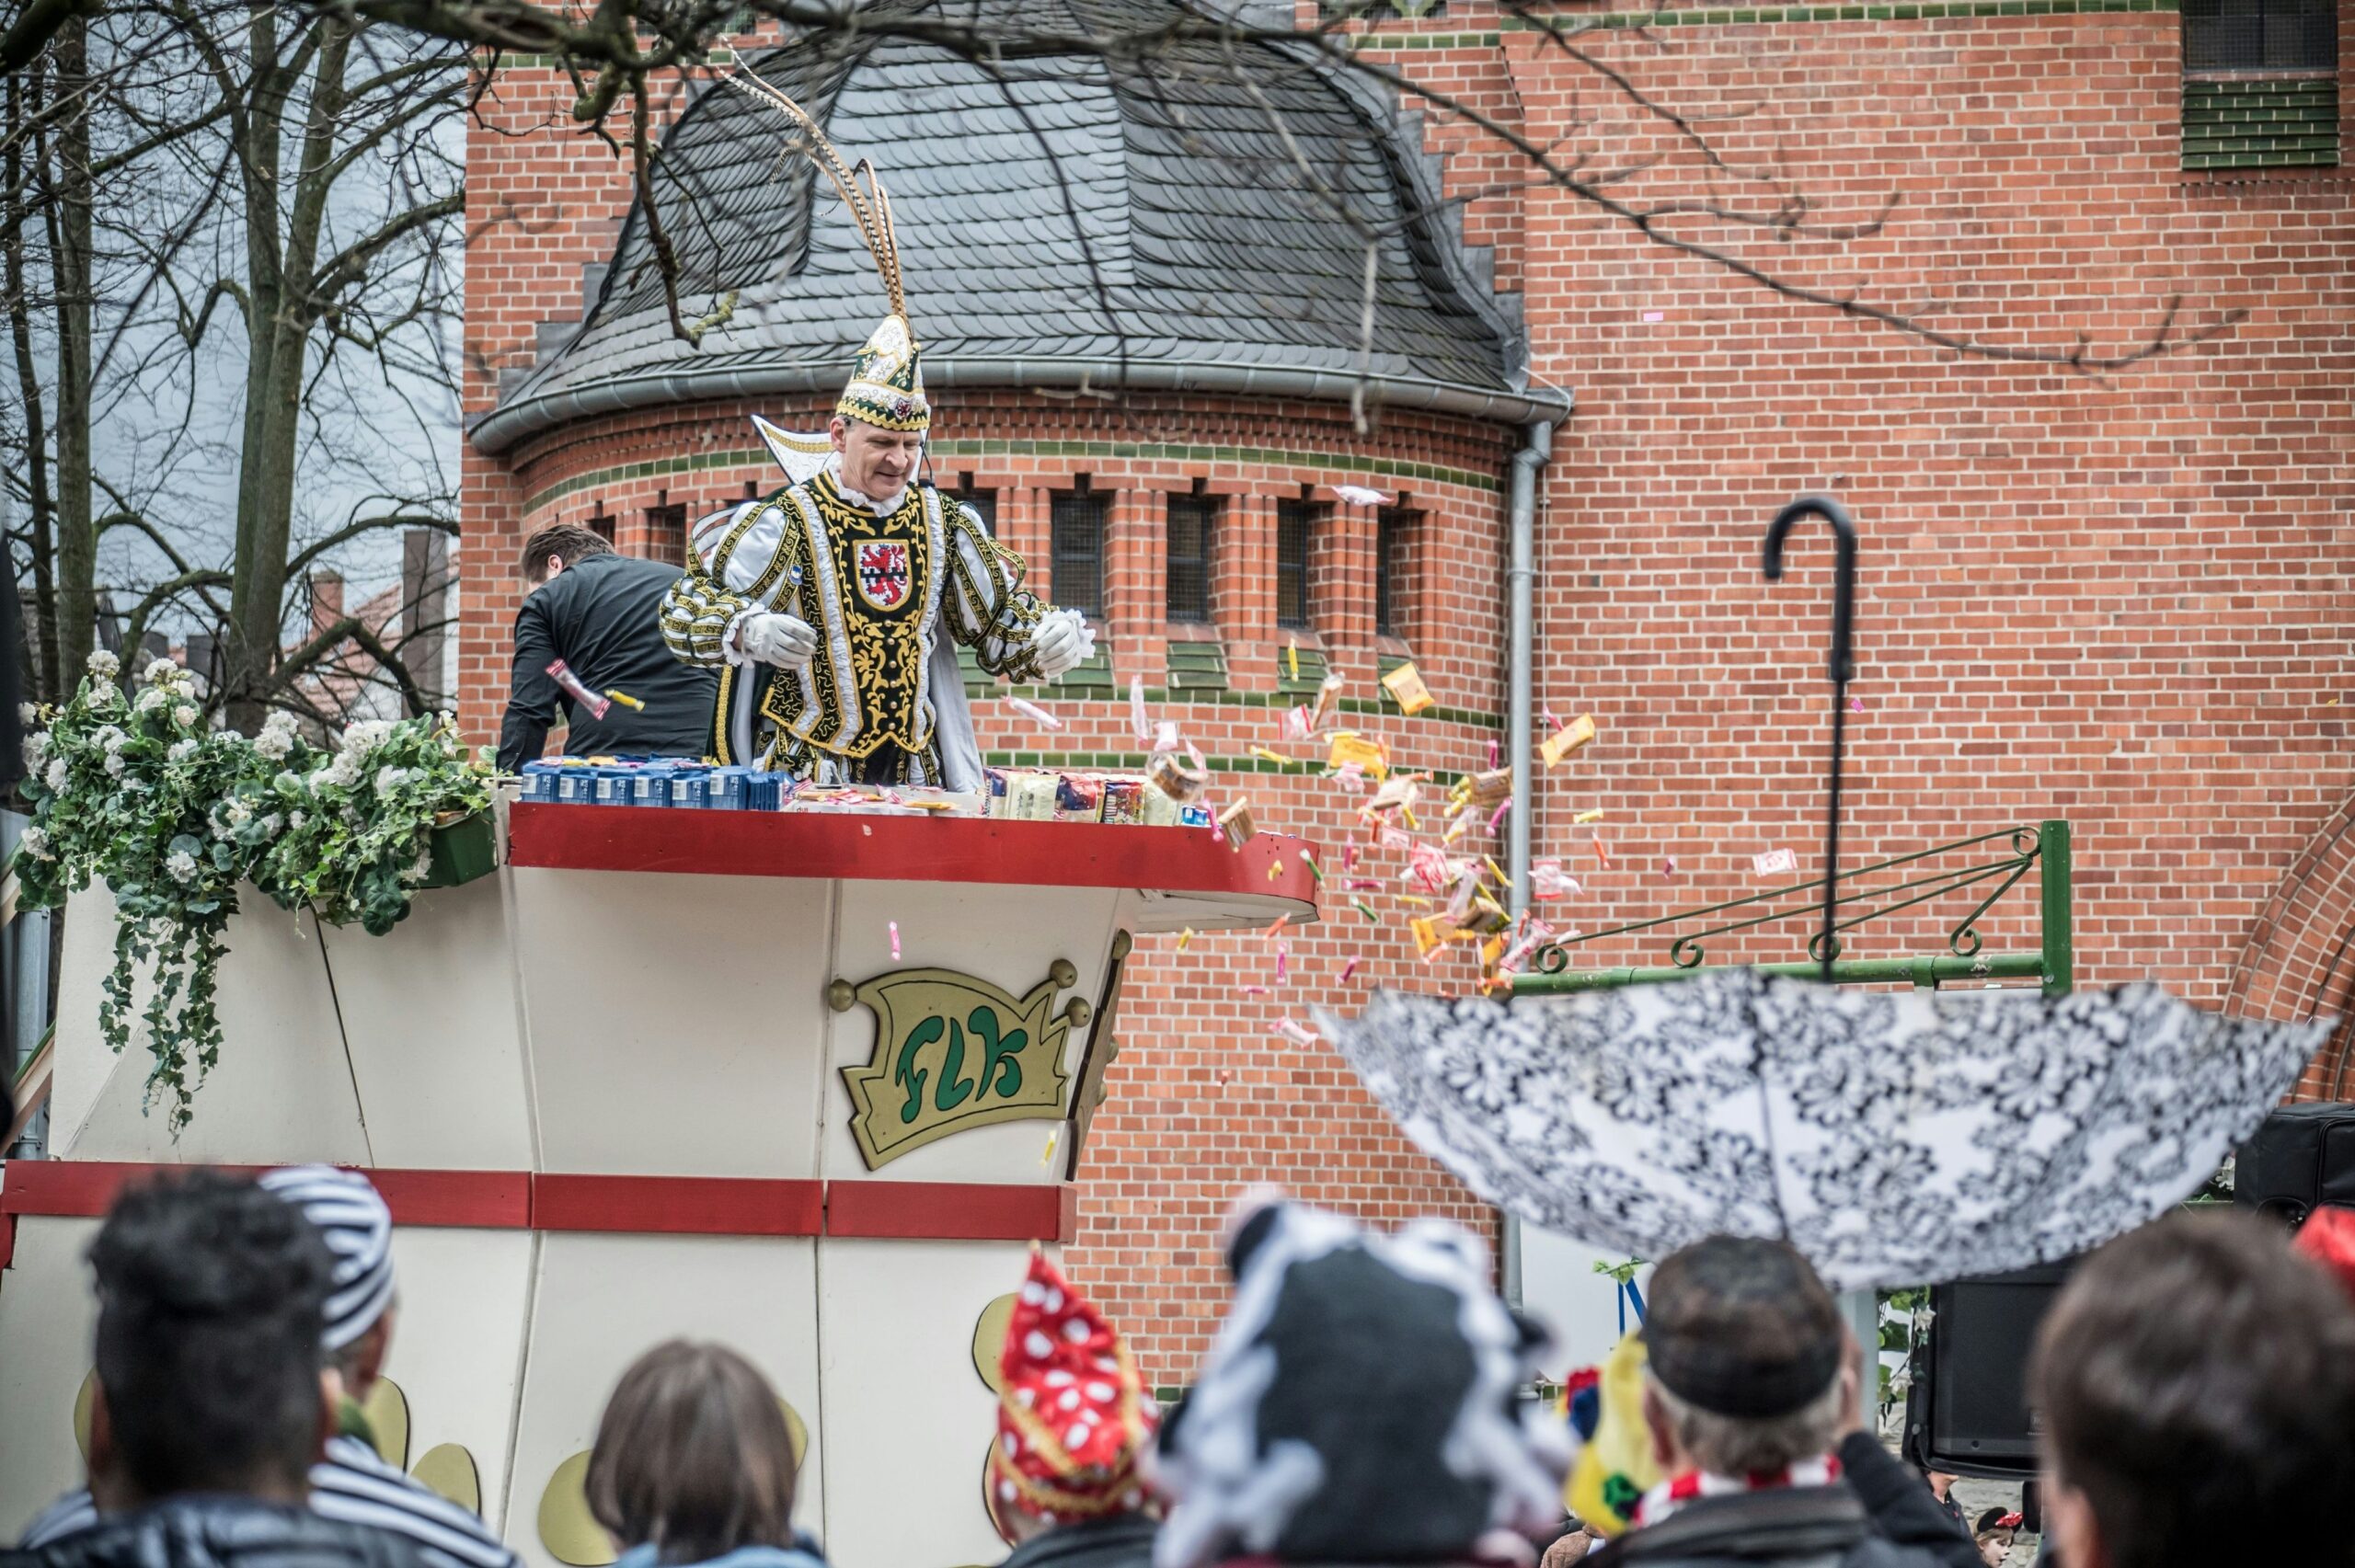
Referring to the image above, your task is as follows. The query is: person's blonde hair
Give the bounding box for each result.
[586,1341,798,1563]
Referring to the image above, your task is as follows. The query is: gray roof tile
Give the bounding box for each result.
[484,0,1534,445]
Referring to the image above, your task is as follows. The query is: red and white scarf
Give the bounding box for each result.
[1630,1453,1843,1528]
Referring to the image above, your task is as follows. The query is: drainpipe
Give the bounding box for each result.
[1500,417,1555,1310]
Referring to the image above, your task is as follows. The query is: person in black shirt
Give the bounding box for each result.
[498,524,718,773]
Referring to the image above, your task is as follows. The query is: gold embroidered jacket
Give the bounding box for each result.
[661,471,1051,767]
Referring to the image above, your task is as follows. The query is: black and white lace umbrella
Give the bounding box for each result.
[1317,967,2330,1289]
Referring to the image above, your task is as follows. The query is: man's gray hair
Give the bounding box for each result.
[1645,1366,1845,1476]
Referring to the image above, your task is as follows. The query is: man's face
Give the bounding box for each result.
[832,417,924,500]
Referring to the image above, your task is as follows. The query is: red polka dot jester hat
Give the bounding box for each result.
[992,1248,1158,1528]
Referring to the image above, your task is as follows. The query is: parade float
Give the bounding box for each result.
[0,670,1315,1568]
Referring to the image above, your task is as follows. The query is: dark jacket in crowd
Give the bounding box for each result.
[498,554,718,773]
[1000,1516,1156,1568]
[1587,1434,1981,1568]
[3,1496,432,1568]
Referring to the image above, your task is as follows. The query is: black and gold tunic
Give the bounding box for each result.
[661,469,1052,780]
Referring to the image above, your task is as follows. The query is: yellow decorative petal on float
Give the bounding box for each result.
[73,1368,97,1459]
[412,1444,482,1516]
[971,1293,1017,1392]
[538,1451,615,1567]
[781,1398,809,1471]
[360,1375,410,1470]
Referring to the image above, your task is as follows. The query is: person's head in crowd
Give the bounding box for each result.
[2029,1209,2355,1568]
[587,1341,801,1566]
[989,1250,1158,1547]
[1154,1195,1568,1568]
[85,1171,337,1511]
[2293,1204,2355,1302]
[1971,1508,2017,1566]
[258,1165,398,1414]
[1638,1235,1853,1478]
[519,523,615,587]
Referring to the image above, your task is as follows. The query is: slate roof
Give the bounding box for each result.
[474,0,1557,453]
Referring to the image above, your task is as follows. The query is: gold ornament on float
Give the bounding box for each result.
[971,1294,1017,1392]
[360,1376,410,1470]
[73,1369,97,1459]
[537,1451,615,1567]
[412,1444,483,1516]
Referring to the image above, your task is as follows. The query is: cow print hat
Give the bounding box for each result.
[1152,1196,1570,1568]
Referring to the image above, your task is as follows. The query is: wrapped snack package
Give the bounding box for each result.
[1149,745,1211,805]
[1380,661,1435,715]
[1313,672,1347,731]
[546,659,613,722]
[1217,797,1257,849]
[1055,773,1107,823]
[1461,767,1512,808]
[1101,777,1147,826]
[1327,734,1390,781]
[1540,713,1599,766]
[1141,781,1179,826]
[1010,772,1060,821]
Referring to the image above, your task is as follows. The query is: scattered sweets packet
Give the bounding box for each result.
[1327,733,1391,781]
[1381,661,1435,715]
[1541,713,1598,766]
[1753,847,1798,876]
[546,659,611,721]
[1216,797,1257,849]
[1312,673,1347,731]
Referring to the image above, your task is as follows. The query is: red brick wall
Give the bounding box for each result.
[461,5,2355,1379]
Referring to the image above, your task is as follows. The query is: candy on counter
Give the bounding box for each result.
[1380,661,1435,715]
[1540,712,1599,766]
[546,659,612,721]
[1100,777,1146,826]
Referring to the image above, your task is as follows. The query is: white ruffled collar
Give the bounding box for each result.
[821,452,908,516]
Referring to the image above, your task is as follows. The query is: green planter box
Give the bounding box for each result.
[421,812,498,889]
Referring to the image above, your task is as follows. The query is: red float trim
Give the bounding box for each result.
[535,1173,826,1237]
[825,1179,1077,1243]
[0,1162,1071,1248]
[506,803,1319,911]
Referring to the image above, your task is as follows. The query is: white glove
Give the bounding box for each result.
[1030,611,1093,680]
[735,611,819,670]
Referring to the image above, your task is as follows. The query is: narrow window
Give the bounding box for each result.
[1375,507,1418,639]
[1275,499,1315,631]
[1166,494,1216,624]
[1051,489,1106,619]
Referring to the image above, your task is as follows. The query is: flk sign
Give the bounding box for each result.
[838,966,1074,1168]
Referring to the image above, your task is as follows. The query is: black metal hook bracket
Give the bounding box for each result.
[1763,496,1859,981]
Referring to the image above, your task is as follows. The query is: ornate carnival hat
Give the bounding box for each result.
[991,1249,1157,1529]
[720,57,929,433]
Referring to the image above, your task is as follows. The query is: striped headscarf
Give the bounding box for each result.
[258,1165,396,1351]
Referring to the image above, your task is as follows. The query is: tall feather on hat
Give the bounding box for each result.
[719,56,930,432]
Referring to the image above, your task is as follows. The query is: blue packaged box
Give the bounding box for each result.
[703,767,748,810]
[742,773,784,812]
[591,770,634,807]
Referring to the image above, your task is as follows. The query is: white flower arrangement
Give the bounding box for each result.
[13,674,489,1133]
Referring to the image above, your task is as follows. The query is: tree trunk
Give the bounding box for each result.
[4,64,60,703]
[46,12,93,688]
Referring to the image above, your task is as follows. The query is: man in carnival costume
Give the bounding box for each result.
[661,74,1091,786]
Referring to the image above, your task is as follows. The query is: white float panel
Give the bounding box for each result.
[822,882,1116,1185]
[56,893,364,1166]
[508,870,833,1179]
[505,1232,823,1568]
[378,1228,537,1534]
[815,1237,1027,1568]
[321,876,534,1172]
[0,1218,99,1539]
[1518,1222,1654,1379]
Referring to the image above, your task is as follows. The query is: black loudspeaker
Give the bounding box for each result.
[2234,1102,2355,1229]
[1903,1257,2077,1480]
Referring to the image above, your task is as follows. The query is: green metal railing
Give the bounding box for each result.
[1511,819,2073,998]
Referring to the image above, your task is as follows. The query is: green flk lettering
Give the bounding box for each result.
[933,1017,975,1114]
[971,1006,1028,1098]
[894,1016,942,1123]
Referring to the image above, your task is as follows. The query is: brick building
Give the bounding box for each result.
[459,0,2354,1379]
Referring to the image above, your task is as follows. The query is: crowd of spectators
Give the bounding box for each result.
[6,1168,2352,1568]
